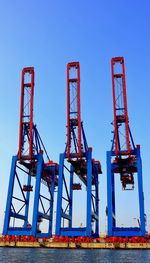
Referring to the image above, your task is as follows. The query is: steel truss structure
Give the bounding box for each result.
[107,57,146,237]
[56,62,102,237]
[3,67,58,237]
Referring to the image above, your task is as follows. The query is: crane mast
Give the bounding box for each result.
[111,57,135,190]
[111,57,131,156]
[18,68,34,160]
[66,62,83,157]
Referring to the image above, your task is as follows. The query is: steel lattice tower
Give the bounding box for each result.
[3,67,58,237]
[56,62,102,237]
[107,57,146,237]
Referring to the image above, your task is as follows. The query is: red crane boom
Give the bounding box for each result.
[111,57,131,155]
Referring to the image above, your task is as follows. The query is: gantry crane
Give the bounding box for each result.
[107,57,146,237]
[3,67,58,237]
[56,62,102,237]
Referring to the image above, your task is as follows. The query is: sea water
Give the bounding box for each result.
[0,248,150,263]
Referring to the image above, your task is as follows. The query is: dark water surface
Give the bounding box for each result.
[0,248,150,263]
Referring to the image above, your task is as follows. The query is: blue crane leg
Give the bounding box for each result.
[69,165,73,228]
[86,150,92,236]
[56,153,64,236]
[49,166,55,236]
[3,155,17,235]
[32,154,43,236]
[23,174,31,228]
[95,167,99,236]
[137,148,146,236]
[107,151,113,236]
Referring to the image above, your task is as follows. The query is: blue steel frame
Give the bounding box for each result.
[107,146,146,237]
[3,152,57,238]
[56,149,100,237]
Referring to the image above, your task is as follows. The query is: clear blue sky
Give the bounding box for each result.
[0,0,150,234]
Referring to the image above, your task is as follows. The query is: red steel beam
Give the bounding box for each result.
[111,57,131,155]
[18,67,34,160]
[66,62,82,157]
